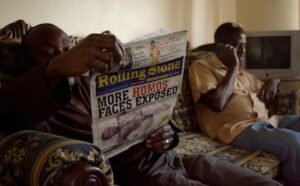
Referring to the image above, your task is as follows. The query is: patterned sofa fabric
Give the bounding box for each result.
[0,130,113,186]
[175,132,280,178]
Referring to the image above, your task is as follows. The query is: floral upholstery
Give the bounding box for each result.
[0,130,113,186]
[272,90,300,115]
[171,51,203,131]
[174,132,280,178]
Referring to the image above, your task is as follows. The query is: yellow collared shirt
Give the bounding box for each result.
[188,52,278,144]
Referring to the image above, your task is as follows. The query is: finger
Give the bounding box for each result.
[147,130,174,145]
[265,93,270,106]
[88,34,124,65]
[116,37,125,56]
[95,31,125,64]
[267,91,276,105]
[112,38,125,65]
[99,31,124,55]
[91,47,114,70]
[259,88,265,100]
[149,125,173,138]
[90,57,110,74]
[261,90,267,103]
[147,126,174,144]
[146,136,173,150]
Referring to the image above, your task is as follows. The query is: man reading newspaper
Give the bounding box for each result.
[2,21,281,186]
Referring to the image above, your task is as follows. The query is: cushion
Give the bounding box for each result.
[175,132,280,178]
[0,130,113,186]
[171,51,218,132]
[272,90,300,115]
[171,51,207,131]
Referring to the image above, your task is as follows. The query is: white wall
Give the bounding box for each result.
[0,0,298,48]
[0,0,188,43]
[236,0,299,31]
[187,0,237,47]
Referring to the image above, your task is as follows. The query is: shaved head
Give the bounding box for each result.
[214,22,245,44]
[22,23,72,65]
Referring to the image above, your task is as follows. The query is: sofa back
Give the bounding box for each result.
[171,50,216,132]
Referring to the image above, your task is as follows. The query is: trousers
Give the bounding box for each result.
[231,115,300,186]
[113,149,281,186]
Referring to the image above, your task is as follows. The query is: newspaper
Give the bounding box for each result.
[90,31,187,158]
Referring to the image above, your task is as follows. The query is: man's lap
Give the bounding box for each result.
[278,115,300,131]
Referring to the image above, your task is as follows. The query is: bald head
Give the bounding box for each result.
[214,22,246,45]
[214,22,247,62]
[22,23,72,65]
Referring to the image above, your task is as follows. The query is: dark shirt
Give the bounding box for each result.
[0,65,70,131]
[36,76,93,142]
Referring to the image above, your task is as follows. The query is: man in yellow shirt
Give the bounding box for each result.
[189,22,300,186]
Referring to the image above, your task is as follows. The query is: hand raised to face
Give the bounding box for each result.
[216,43,240,69]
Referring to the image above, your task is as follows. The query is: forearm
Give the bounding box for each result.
[202,66,238,112]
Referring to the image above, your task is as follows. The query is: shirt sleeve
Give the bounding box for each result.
[188,60,218,103]
[0,65,71,131]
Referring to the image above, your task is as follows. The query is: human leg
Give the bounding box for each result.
[182,154,281,186]
[278,115,300,131]
[144,151,208,186]
[231,122,300,186]
[146,171,208,186]
[145,152,280,186]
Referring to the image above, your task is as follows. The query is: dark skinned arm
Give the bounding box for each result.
[201,43,240,112]
[259,78,280,110]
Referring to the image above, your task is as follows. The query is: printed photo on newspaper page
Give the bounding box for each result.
[90,31,187,158]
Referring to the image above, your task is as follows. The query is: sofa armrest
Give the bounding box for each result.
[0,130,113,186]
[271,90,300,115]
[57,162,109,186]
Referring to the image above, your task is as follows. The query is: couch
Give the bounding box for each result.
[0,20,112,186]
[0,130,113,186]
[171,46,300,183]
[1,20,295,185]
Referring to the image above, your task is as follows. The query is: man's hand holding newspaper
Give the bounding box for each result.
[145,124,175,152]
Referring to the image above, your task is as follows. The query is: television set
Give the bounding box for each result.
[243,31,300,80]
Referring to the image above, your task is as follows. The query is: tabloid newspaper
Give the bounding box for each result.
[90,31,187,158]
